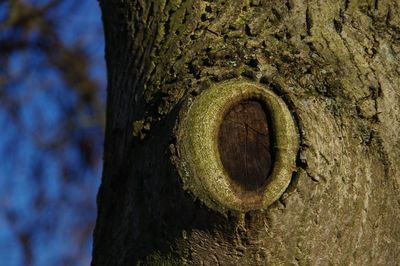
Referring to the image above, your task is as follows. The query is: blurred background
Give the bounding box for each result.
[0,0,106,265]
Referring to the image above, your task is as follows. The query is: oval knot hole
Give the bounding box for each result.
[218,100,273,191]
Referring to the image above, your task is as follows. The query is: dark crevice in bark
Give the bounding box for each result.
[344,0,349,10]
[306,6,313,36]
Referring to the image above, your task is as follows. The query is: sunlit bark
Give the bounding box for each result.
[93,0,400,264]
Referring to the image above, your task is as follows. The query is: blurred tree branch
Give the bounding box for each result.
[0,0,105,265]
[2,1,102,105]
[0,0,105,158]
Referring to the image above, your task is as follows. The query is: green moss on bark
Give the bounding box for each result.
[176,79,299,213]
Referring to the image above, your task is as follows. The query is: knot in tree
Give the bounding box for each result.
[176,80,299,213]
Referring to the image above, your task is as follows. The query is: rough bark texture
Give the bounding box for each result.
[92,0,400,265]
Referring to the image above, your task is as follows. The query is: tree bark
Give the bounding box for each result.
[92,0,400,265]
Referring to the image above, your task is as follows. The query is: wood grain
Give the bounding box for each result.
[218,100,273,191]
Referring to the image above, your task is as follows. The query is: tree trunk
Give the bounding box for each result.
[92,0,400,265]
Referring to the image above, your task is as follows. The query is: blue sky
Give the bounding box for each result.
[0,0,106,265]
